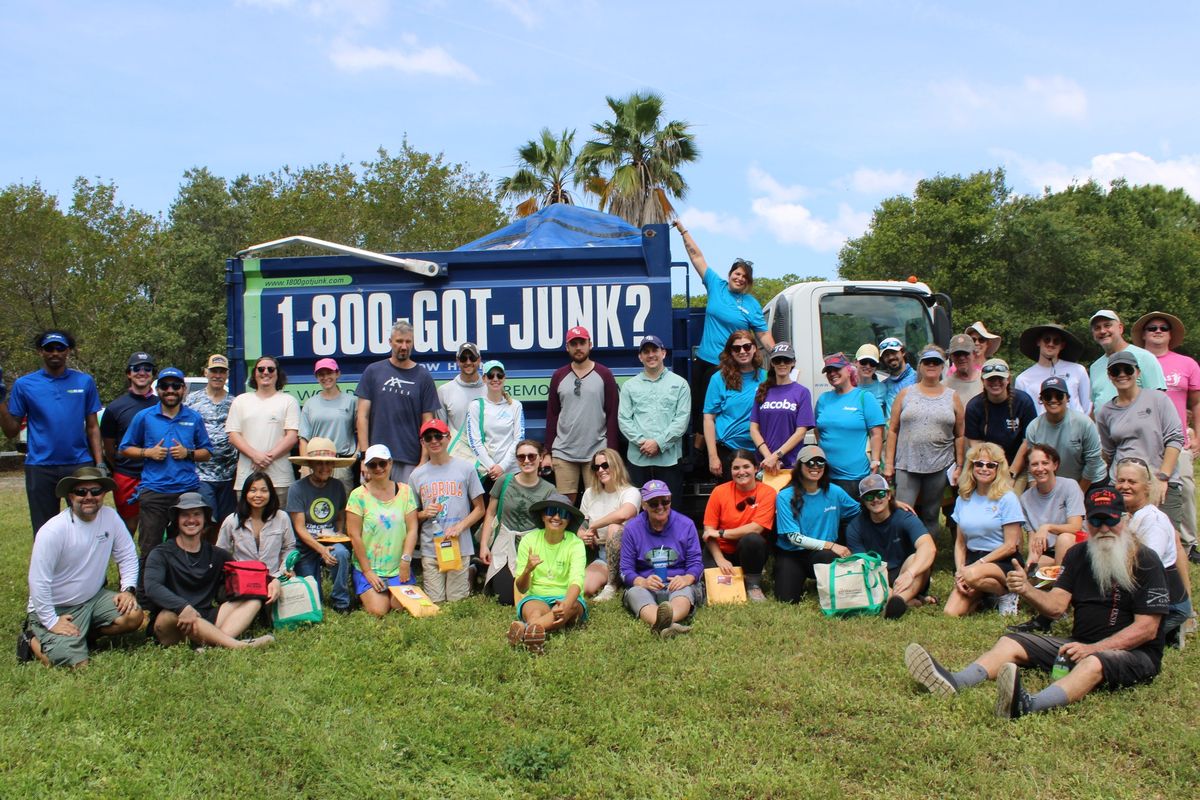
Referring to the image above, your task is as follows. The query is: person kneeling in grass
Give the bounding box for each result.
[145,493,274,650]
[846,473,937,619]
[619,480,702,639]
[905,486,1169,719]
[507,494,587,654]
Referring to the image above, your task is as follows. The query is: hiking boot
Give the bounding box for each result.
[651,601,673,635]
[1007,615,1052,634]
[904,643,957,696]
[997,592,1020,616]
[884,595,908,620]
[523,623,546,655]
[506,621,527,648]
[746,586,767,602]
[15,628,34,664]
[996,663,1032,719]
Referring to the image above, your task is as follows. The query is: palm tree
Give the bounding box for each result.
[576,91,699,226]
[496,128,578,218]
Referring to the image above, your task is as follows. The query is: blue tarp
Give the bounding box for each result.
[456,203,642,251]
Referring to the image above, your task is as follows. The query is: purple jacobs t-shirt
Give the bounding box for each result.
[750,382,815,467]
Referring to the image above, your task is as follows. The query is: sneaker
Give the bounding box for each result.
[1188,547,1200,565]
[332,606,353,616]
[506,621,527,648]
[904,642,958,697]
[523,623,546,655]
[884,595,908,620]
[995,663,1032,719]
[1006,615,1052,634]
[593,584,617,603]
[746,586,767,602]
[997,592,1020,616]
[669,622,693,635]
[15,628,34,664]
[651,601,673,635]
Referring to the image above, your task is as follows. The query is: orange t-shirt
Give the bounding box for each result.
[703,481,777,554]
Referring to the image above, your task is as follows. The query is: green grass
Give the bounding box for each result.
[0,472,1197,799]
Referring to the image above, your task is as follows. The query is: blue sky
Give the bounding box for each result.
[4,1,1199,290]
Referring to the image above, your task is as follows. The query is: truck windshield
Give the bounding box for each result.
[819,293,934,361]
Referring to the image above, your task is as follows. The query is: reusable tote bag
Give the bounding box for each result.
[815,552,891,616]
[271,575,324,629]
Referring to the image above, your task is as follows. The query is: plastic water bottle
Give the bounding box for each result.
[1051,653,1071,681]
[651,548,669,602]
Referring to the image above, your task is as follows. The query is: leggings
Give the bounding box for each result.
[702,533,768,576]
[773,548,837,603]
[486,566,516,606]
[895,468,948,534]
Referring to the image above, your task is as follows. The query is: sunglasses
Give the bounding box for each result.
[646,498,671,509]
[980,364,1007,376]
[458,354,479,362]
[801,458,827,469]
[1144,324,1171,333]
[857,359,878,367]
[731,342,755,353]
[972,460,999,470]
[1107,364,1135,377]
[485,372,504,380]
[71,487,105,497]
[516,453,540,462]
[733,258,754,268]
[41,343,68,352]
[130,365,155,374]
[158,383,185,392]
[590,462,611,472]
[256,365,277,373]
[1120,456,1149,468]
[919,358,943,366]
[421,432,445,442]
[1087,513,1121,529]
[1040,392,1066,403]
[735,496,758,512]
[543,507,571,520]
[862,489,889,502]
[573,376,583,396]
[1040,336,1063,345]
[364,460,389,470]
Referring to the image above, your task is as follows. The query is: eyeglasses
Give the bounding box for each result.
[486,372,504,380]
[364,460,389,470]
[1041,392,1066,403]
[573,376,582,396]
[158,383,185,392]
[256,365,277,373]
[862,490,889,502]
[972,460,999,470]
[130,365,155,374]
[41,344,68,353]
[543,507,571,520]
[1144,324,1171,333]
[421,432,445,442]
[457,354,479,362]
[590,462,611,472]
[646,498,671,509]
[980,364,1007,376]
[731,342,755,353]
[801,458,827,469]
[1107,364,1135,377]
[735,496,758,512]
[516,453,539,462]
[71,487,105,497]
[1087,513,1121,529]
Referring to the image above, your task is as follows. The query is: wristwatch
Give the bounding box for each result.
[1155,471,1170,481]
[718,529,726,540]
[401,554,413,563]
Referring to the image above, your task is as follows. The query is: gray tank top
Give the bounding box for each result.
[895,387,956,473]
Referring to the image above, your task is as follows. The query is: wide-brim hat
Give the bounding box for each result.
[55,466,117,498]
[288,437,357,467]
[965,321,1002,358]
[1131,311,1185,349]
[528,493,585,532]
[1018,323,1084,363]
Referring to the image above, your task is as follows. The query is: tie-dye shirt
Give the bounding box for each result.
[346,483,417,577]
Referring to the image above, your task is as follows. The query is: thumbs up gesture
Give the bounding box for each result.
[1005,558,1029,594]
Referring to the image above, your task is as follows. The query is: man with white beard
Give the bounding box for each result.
[904,486,1170,719]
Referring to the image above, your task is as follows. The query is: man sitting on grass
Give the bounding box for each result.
[21,467,143,668]
[905,486,1169,719]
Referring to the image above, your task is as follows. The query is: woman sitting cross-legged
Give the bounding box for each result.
[507,494,588,655]
[701,449,777,601]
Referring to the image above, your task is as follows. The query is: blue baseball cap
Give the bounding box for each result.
[38,332,70,348]
[639,335,666,350]
[157,367,185,381]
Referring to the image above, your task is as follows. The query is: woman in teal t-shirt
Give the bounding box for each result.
[703,330,767,480]
[506,494,587,655]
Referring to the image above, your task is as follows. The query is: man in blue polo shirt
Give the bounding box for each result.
[119,367,212,565]
[0,330,103,536]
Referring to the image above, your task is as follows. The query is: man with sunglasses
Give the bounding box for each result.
[906,487,1169,720]
[438,342,486,432]
[618,335,690,499]
[99,352,159,535]
[1133,311,1200,563]
[20,467,142,667]
[543,325,620,503]
[1015,377,1107,492]
[119,367,212,569]
[1088,309,1165,409]
[0,330,104,536]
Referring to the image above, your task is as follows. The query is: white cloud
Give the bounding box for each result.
[329,35,478,81]
[931,74,1087,126]
[747,164,808,203]
[845,167,921,195]
[751,197,870,251]
[1010,151,1200,199]
[679,208,750,238]
[488,0,540,28]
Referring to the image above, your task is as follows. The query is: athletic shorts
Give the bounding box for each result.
[1002,632,1161,689]
[352,567,415,596]
[112,472,141,522]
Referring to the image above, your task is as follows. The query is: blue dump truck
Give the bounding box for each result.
[226,204,950,452]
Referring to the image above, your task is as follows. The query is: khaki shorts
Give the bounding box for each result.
[421,556,470,604]
[28,588,122,667]
[551,457,589,497]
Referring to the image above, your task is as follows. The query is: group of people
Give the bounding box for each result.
[2,246,1195,720]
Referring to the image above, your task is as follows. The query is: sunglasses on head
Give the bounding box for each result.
[862,489,889,502]
[646,498,671,509]
[516,452,539,462]
[731,342,755,353]
[590,461,610,472]
[71,487,105,497]
[256,365,277,373]
[735,496,758,512]
[130,365,155,374]
[421,431,445,442]
[1087,513,1121,529]
[543,507,571,520]
[1107,364,1135,377]
[802,458,827,469]
[458,354,479,362]
[365,459,389,470]
[980,364,1006,376]
[972,460,999,470]
[1144,324,1171,333]
[733,258,754,269]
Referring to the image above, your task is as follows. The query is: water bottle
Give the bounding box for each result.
[651,548,669,602]
[1051,653,1071,681]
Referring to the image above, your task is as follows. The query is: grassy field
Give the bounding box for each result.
[0,472,1197,800]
